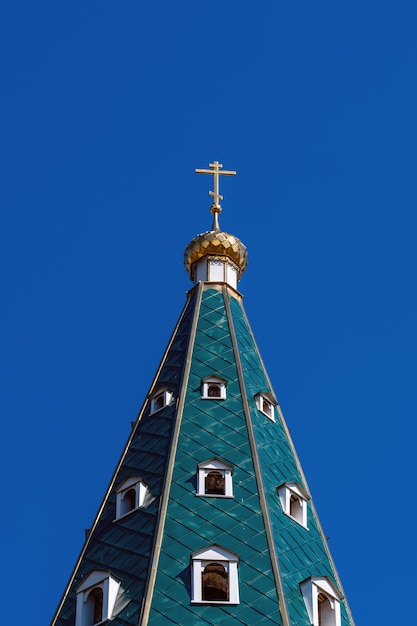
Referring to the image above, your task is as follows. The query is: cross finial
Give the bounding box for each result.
[195,161,236,230]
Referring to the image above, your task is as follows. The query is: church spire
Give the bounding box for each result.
[52,163,356,626]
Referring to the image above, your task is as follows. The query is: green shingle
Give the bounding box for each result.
[53,284,353,626]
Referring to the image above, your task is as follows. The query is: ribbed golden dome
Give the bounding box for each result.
[184,225,248,279]
[186,161,247,282]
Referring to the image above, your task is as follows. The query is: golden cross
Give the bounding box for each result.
[195,160,236,209]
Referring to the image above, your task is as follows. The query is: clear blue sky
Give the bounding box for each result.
[1,2,416,624]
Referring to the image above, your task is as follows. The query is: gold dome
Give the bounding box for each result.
[186,160,247,282]
[184,227,248,280]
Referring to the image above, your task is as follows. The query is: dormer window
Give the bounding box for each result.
[191,545,239,604]
[75,570,121,626]
[115,476,148,519]
[201,375,227,400]
[277,481,309,528]
[197,459,233,497]
[255,392,277,421]
[149,387,173,414]
[300,576,342,626]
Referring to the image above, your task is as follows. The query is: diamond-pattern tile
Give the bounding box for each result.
[229,296,352,626]
[148,289,280,624]
[54,284,353,626]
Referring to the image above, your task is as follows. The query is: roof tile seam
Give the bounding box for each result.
[222,285,291,626]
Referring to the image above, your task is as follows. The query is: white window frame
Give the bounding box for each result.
[149,387,173,414]
[197,458,234,498]
[277,481,309,528]
[300,576,342,626]
[254,392,276,421]
[115,476,148,520]
[191,545,239,604]
[201,375,227,400]
[75,570,121,626]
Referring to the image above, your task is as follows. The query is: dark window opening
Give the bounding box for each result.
[88,587,103,625]
[208,384,221,398]
[205,471,225,495]
[123,488,136,512]
[154,394,164,410]
[262,398,272,415]
[202,562,229,601]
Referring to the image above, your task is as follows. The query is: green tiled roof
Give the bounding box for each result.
[229,296,352,625]
[52,285,354,626]
[52,297,197,625]
[147,287,281,625]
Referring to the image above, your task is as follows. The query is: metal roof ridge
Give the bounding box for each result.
[222,284,291,626]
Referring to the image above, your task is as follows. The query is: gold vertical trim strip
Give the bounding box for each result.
[223,285,291,626]
[139,281,204,625]
[51,295,194,626]
[239,304,356,626]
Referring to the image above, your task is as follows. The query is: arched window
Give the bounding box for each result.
[122,488,137,515]
[154,394,164,410]
[191,545,239,604]
[115,477,148,520]
[205,470,225,495]
[289,494,303,524]
[202,562,229,601]
[197,459,233,498]
[208,384,221,398]
[87,587,103,625]
[318,593,333,626]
